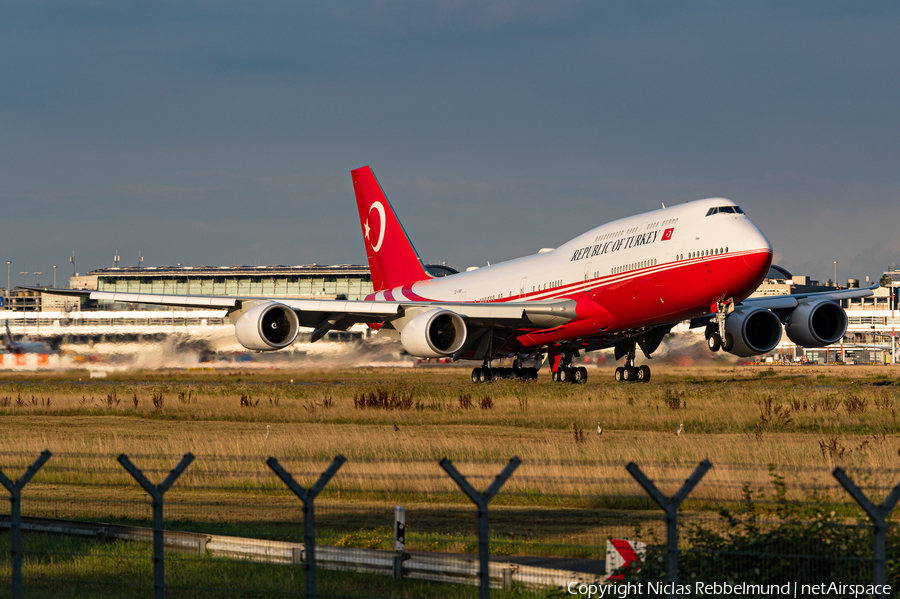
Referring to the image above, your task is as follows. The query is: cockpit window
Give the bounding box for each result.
[706,206,745,216]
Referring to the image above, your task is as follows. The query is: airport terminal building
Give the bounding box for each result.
[78,264,377,304]
[70,263,458,306]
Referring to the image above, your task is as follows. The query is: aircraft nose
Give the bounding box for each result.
[740,220,774,278]
[741,220,772,254]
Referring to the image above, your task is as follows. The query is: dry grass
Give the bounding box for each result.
[0,364,897,561]
[0,364,897,505]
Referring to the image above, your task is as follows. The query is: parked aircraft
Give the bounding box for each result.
[3,321,54,355]
[25,166,873,383]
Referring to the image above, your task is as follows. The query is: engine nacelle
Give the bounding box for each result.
[234,302,300,351]
[400,309,467,358]
[785,300,847,347]
[724,307,783,358]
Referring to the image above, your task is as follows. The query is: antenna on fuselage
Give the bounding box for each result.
[662,203,666,209]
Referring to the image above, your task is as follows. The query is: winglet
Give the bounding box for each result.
[351,166,431,292]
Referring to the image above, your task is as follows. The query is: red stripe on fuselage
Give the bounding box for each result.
[361,249,772,352]
[514,249,772,348]
[505,248,763,304]
[401,284,428,301]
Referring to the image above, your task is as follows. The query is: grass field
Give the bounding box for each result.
[0,364,898,595]
[1,364,897,470]
[4,535,542,598]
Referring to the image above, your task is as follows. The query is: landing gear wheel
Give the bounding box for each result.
[552,370,559,382]
[557,367,571,383]
[622,365,636,382]
[723,333,734,352]
[472,368,481,383]
[637,365,651,383]
[479,368,492,383]
[573,367,588,384]
[707,333,722,352]
[615,367,625,382]
[527,367,538,380]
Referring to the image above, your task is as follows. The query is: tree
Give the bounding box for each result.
[880,273,893,287]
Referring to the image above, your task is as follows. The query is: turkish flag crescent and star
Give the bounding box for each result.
[661,228,674,241]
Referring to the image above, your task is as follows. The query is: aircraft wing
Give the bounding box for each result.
[26,287,240,310]
[21,286,575,329]
[739,284,877,310]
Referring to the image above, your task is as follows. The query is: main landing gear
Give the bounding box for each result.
[550,351,588,384]
[552,365,588,384]
[614,364,651,383]
[614,339,651,383]
[472,355,538,383]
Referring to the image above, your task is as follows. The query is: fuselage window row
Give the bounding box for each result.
[679,247,729,260]
[611,258,658,275]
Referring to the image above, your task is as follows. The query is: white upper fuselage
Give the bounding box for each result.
[371,198,771,306]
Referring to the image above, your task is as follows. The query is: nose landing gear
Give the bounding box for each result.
[706,298,734,354]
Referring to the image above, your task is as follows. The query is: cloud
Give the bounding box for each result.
[113,184,204,195]
[333,0,581,32]
[179,220,217,231]
[1,3,899,279]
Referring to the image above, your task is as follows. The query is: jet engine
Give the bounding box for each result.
[400,308,467,358]
[234,302,300,351]
[784,300,847,347]
[723,307,783,357]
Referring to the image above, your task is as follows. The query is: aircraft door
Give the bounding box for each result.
[520,278,527,298]
[584,263,592,282]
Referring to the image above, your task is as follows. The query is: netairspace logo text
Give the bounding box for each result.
[567,581,892,598]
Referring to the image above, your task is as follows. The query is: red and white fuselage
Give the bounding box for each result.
[364,197,771,350]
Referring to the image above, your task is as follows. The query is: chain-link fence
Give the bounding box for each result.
[1,451,898,598]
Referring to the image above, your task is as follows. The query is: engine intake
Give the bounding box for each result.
[785,300,847,347]
[724,307,782,358]
[400,309,467,358]
[234,302,300,351]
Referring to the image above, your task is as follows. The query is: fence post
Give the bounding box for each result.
[0,450,52,599]
[267,454,346,599]
[393,505,408,581]
[440,456,521,599]
[118,452,195,599]
[626,459,711,596]
[833,468,900,599]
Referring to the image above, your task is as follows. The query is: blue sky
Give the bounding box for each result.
[2,1,898,287]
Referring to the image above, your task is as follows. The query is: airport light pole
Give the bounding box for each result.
[6,261,9,296]
[834,261,838,288]
[53,265,57,288]
[18,267,28,332]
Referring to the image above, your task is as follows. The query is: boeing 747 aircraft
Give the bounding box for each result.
[3,321,54,355]
[26,166,873,383]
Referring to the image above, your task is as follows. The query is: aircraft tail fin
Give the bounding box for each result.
[351,166,431,292]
